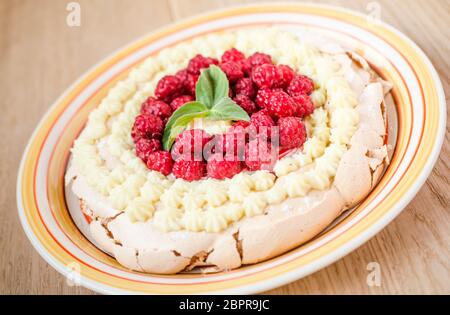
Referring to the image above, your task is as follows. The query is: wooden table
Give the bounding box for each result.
[0,0,448,294]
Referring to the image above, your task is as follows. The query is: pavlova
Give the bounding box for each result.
[65,28,391,274]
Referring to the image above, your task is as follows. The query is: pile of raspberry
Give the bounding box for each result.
[131,48,315,181]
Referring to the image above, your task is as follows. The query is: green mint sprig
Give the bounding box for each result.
[162,65,250,151]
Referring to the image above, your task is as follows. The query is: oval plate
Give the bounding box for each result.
[17,3,446,294]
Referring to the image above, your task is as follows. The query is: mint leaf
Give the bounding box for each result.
[162,101,208,150]
[195,65,229,108]
[208,97,250,122]
[165,111,209,150]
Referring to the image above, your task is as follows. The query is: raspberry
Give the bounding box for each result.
[155,75,183,102]
[278,65,295,88]
[171,129,212,160]
[238,59,252,76]
[202,135,221,160]
[292,94,315,117]
[170,95,194,111]
[187,54,218,75]
[146,151,173,176]
[175,69,188,82]
[207,153,243,179]
[278,117,307,149]
[287,75,314,96]
[220,61,244,83]
[216,131,247,159]
[245,138,277,171]
[250,110,275,132]
[172,159,206,181]
[255,89,272,108]
[234,94,257,115]
[184,73,199,96]
[225,131,247,155]
[221,48,245,63]
[234,78,256,98]
[249,110,276,141]
[131,114,164,142]
[248,52,272,67]
[135,138,161,162]
[266,90,297,118]
[140,97,172,121]
[251,64,281,89]
[229,120,250,133]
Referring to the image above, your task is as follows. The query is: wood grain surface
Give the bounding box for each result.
[0,0,448,295]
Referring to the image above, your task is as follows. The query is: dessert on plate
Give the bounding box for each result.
[65,28,391,274]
